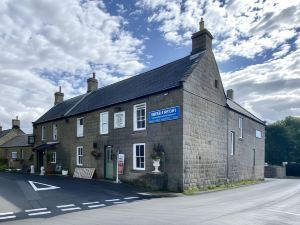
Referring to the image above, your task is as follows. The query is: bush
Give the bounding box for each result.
[0,159,8,172]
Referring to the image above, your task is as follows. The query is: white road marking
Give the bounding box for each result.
[0,215,16,220]
[61,207,81,212]
[56,204,75,208]
[28,211,51,216]
[88,204,106,208]
[25,208,47,212]
[113,201,127,204]
[0,212,14,216]
[137,192,152,196]
[28,180,60,192]
[266,209,300,216]
[105,199,120,202]
[82,201,100,205]
[124,197,139,200]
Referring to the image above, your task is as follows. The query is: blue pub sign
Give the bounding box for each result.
[148,106,180,123]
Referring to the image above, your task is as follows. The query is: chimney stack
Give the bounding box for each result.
[227,89,234,100]
[54,86,64,105]
[0,124,2,132]
[87,72,98,93]
[191,18,213,55]
[12,116,20,129]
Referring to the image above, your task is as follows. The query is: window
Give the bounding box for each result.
[53,124,58,140]
[100,112,109,134]
[134,103,146,131]
[51,152,56,164]
[77,118,84,137]
[41,126,46,141]
[256,130,262,139]
[133,143,145,170]
[11,152,17,160]
[114,111,125,128]
[214,80,218,88]
[238,117,243,139]
[230,131,235,155]
[76,146,83,166]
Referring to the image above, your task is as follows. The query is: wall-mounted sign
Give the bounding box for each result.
[118,154,125,175]
[148,106,180,123]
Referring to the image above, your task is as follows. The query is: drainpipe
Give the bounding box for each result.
[226,108,229,183]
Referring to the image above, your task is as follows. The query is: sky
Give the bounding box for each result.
[0,0,299,133]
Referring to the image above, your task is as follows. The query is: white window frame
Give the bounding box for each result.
[100,112,109,134]
[238,117,243,139]
[114,111,125,129]
[256,130,262,139]
[230,131,235,155]
[51,152,56,164]
[53,124,58,140]
[11,152,17,160]
[133,103,146,131]
[76,146,83,166]
[77,118,84,137]
[133,143,146,170]
[41,125,46,141]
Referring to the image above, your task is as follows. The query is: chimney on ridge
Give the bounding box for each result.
[54,86,64,105]
[87,72,98,93]
[12,116,20,129]
[227,89,234,100]
[0,124,2,132]
[191,18,213,55]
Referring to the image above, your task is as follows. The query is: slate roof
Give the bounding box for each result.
[34,53,204,124]
[0,134,32,148]
[227,99,265,125]
[0,129,11,139]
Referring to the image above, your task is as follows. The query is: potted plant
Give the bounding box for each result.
[151,143,164,173]
[62,167,68,176]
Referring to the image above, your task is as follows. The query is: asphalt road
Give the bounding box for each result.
[0,172,157,222]
[1,174,300,225]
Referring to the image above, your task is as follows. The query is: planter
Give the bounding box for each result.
[62,170,68,176]
[152,159,161,173]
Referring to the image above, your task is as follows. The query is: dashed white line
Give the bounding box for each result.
[266,209,300,216]
[124,197,139,200]
[25,208,47,212]
[88,204,106,208]
[105,199,120,202]
[0,212,14,216]
[113,201,127,204]
[56,204,75,208]
[82,201,100,205]
[61,207,81,212]
[137,192,152,196]
[28,211,51,216]
[0,215,16,220]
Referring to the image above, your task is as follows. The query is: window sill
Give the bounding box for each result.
[76,136,84,139]
[131,169,146,173]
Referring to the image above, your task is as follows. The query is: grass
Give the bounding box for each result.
[183,180,261,195]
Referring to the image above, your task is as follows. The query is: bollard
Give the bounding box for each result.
[40,166,45,176]
[30,165,35,174]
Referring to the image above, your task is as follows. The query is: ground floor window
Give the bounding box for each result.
[11,152,17,160]
[230,131,235,155]
[133,143,145,170]
[76,146,83,166]
[51,152,56,164]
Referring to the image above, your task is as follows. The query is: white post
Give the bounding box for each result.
[116,150,119,183]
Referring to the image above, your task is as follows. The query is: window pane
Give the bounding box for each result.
[136,146,139,156]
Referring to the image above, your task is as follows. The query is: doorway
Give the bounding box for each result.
[36,151,44,172]
[104,146,114,179]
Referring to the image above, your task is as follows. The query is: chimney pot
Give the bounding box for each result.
[87,72,98,93]
[54,86,64,105]
[199,17,204,31]
[227,89,234,100]
[12,116,20,129]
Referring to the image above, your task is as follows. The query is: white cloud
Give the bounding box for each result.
[0,0,146,133]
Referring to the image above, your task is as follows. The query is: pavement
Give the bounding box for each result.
[1,173,300,225]
[0,172,158,222]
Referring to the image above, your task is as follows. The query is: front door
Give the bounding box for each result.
[105,146,114,179]
[36,151,44,172]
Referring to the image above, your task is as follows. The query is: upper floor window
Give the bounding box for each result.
[51,152,56,164]
[114,111,125,129]
[76,146,83,166]
[100,112,109,134]
[77,118,84,137]
[230,131,235,155]
[41,126,46,141]
[238,117,243,139]
[134,103,146,131]
[133,143,145,170]
[53,124,58,140]
[256,130,262,139]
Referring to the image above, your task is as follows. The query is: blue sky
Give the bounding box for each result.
[0,0,299,133]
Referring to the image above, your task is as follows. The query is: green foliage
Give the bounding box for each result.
[266,116,300,165]
[0,159,8,172]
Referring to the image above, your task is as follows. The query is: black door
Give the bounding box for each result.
[36,151,44,172]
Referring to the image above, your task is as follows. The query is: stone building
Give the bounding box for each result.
[0,117,34,169]
[33,20,265,192]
